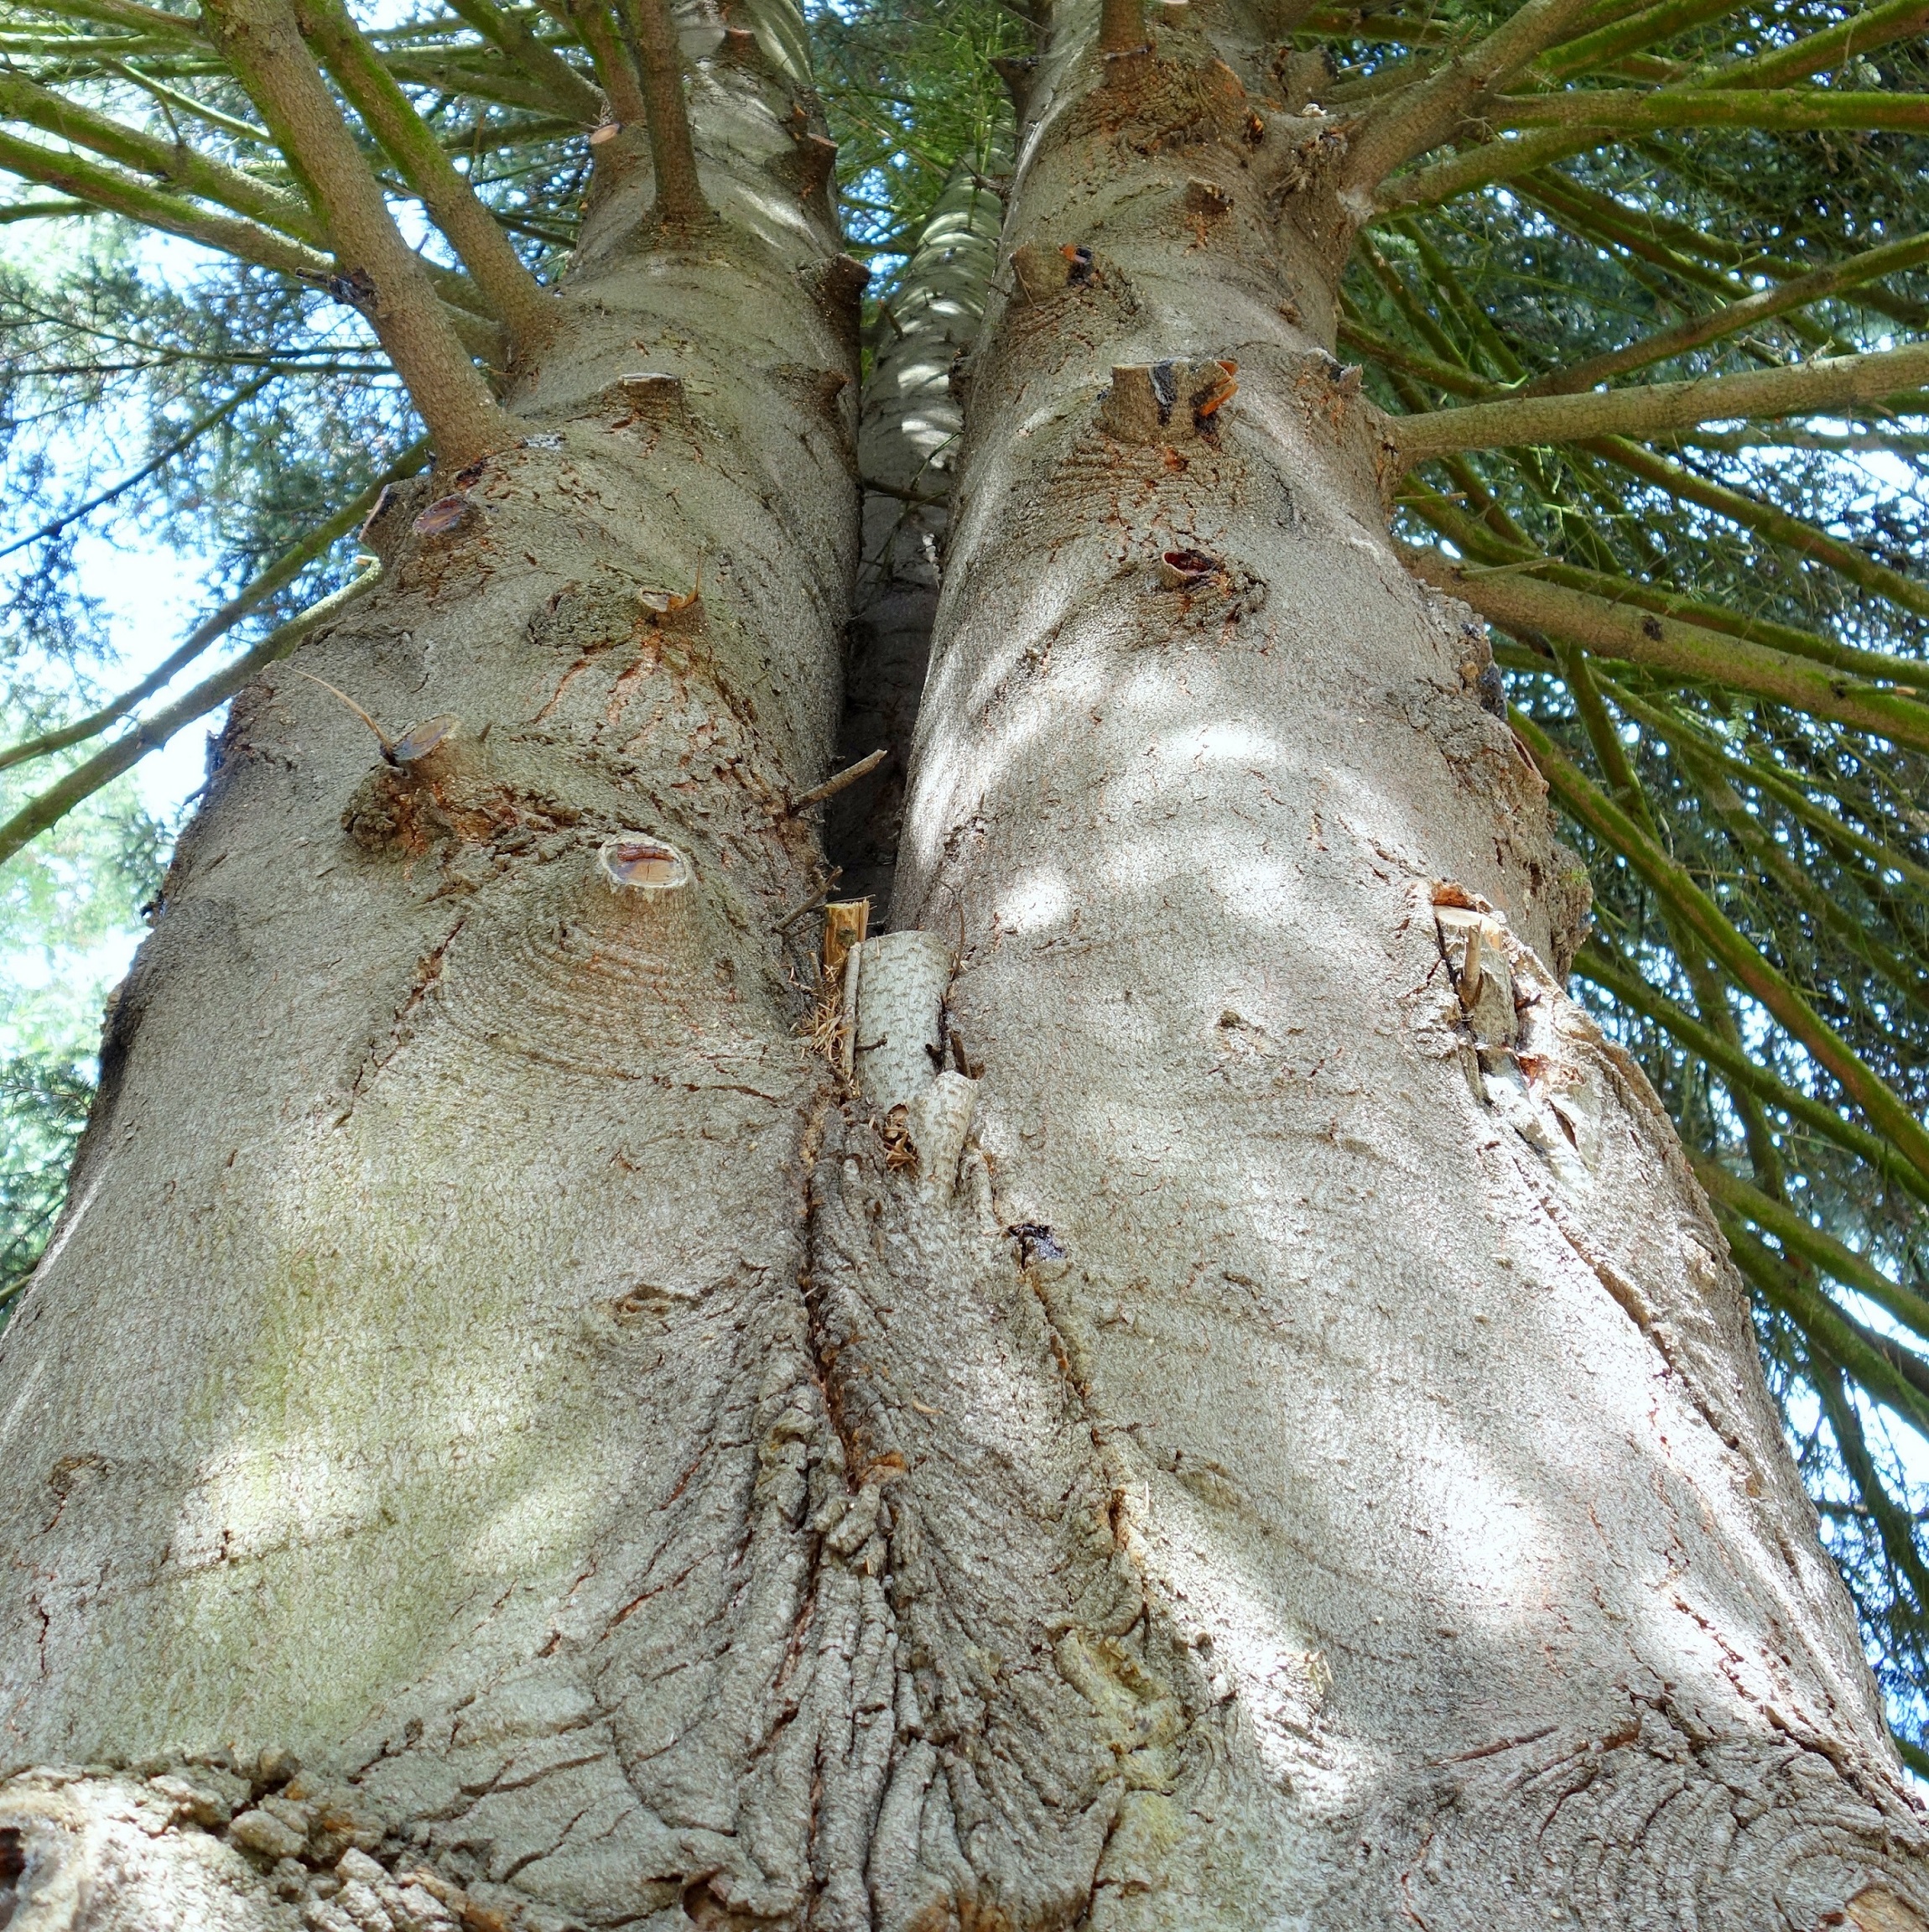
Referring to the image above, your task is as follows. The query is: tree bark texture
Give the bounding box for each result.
[825,141,1006,918]
[0,0,1926,1928]
[878,0,1929,1924]
[0,6,875,1925]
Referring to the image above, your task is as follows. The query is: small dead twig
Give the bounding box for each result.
[788,747,887,813]
[777,867,844,930]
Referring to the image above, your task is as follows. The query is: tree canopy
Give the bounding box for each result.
[2,0,1927,1768]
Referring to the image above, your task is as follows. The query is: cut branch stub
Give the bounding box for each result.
[597,834,691,893]
[776,131,838,203]
[637,560,702,624]
[616,370,685,420]
[411,493,476,539]
[1099,358,1238,442]
[386,714,460,766]
[1436,904,1517,1047]
[1184,176,1233,221]
[906,1070,978,1200]
[853,928,950,1115]
[823,898,869,981]
[1157,547,1219,588]
[992,55,1038,118]
[1011,241,1100,300]
[800,253,870,349]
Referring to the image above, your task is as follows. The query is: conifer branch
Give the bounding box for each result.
[0,568,382,872]
[1402,544,1929,749]
[1588,437,1929,624]
[13,0,205,39]
[0,127,333,278]
[1514,713,1929,1187]
[203,0,518,462]
[1681,747,1929,1023]
[1403,482,1929,678]
[1728,1226,1929,1442]
[1573,945,1926,1203]
[103,60,276,147]
[1391,342,1929,458]
[294,0,554,349]
[0,66,321,239]
[1380,124,1591,208]
[1340,0,1604,196]
[1594,674,1929,899]
[615,0,708,222]
[1698,0,1929,90]
[0,440,428,774]
[0,372,273,564]
[0,198,94,221]
[567,0,647,126]
[382,47,588,120]
[1490,86,1929,136]
[1536,0,1740,81]
[1515,173,1852,357]
[441,0,606,123]
[1796,1353,1929,1643]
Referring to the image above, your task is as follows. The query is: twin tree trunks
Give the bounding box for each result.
[0,0,1925,1926]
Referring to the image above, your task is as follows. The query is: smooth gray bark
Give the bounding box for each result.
[0,8,871,1926]
[876,0,1929,1923]
[0,0,1924,1925]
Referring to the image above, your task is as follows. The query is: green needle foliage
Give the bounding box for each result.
[1,0,1927,1765]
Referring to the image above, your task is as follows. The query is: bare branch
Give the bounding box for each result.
[204,0,517,462]
[1400,542,1929,751]
[1098,0,1146,57]
[1391,341,1929,457]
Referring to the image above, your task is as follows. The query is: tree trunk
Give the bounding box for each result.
[873,0,1929,1924]
[1,3,1926,1930]
[0,13,878,1927]
[825,138,1006,917]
